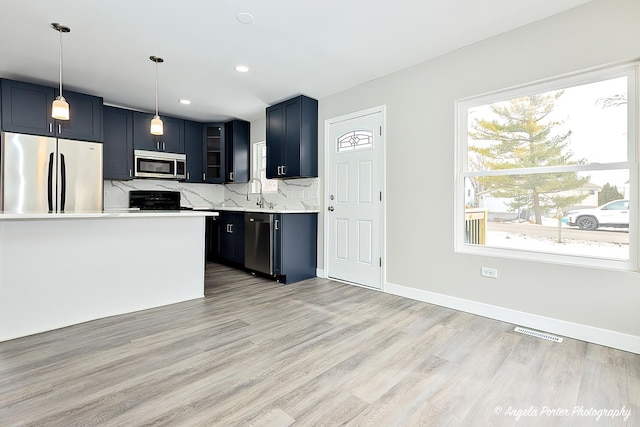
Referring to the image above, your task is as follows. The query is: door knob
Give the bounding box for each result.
[328,206,334,211]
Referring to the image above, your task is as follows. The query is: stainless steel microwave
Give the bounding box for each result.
[134,150,186,179]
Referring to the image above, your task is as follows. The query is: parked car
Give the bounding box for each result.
[564,199,629,230]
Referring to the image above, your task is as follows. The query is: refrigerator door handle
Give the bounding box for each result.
[47,152,54,212]
[60,153,66,212]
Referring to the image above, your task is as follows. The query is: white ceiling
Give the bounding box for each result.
[0,0,592,123]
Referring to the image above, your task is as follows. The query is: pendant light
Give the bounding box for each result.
[51,23,70,120]
[149,56,164,135]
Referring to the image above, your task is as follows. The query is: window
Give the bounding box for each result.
[337,130,373,152]
[456,62,638,270]
[252,141,278,193]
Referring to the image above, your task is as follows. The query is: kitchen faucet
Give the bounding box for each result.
[247,178,265,208]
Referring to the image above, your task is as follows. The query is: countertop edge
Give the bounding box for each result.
[198,207,320,214]
[0,207,321,220]
[0,211,220,220]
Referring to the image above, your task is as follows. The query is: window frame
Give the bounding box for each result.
[454,61,639,271]
[251,141,278,193]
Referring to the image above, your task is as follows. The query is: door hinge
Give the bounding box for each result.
[379,257,382,267]
[380,191,382,201]
[379,126,382,136]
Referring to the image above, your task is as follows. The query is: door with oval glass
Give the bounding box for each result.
[326,108,384,288]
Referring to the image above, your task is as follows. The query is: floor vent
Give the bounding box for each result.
[514,327,563,343]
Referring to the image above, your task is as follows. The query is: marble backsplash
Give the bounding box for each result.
[104,178,320,211]
[223,178,320,211]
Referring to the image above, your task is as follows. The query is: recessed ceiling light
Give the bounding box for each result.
[179,99,191,105]
[235,65,249,73]
[236,12,254,24]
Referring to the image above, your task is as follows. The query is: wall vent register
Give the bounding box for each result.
[514,327,563,343]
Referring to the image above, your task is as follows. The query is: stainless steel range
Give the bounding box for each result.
[129,190,189,210]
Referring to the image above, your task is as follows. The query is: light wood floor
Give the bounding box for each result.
[1,263,638,426]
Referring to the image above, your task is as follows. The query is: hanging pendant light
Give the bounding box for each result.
[149,56,164,135]
[51,23,70,120]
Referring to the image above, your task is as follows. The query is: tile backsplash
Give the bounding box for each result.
[104,178,320,211]
[224,178,320,211]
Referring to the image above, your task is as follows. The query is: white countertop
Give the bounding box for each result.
[197,206,319,214]
[0,206,319,220]
[0,210,219,220]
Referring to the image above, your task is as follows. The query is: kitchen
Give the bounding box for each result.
[1,1,640,424]
[0,13,321,341]
[0,78,320,342]
[0,0,639,352]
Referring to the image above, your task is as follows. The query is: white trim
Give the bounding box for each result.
[455,61,639,272]
[323,105,387,290]
[316,267,326,278]
[385,281,640,355]
[251,140,279,193]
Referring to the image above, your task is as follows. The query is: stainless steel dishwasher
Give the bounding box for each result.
[244,212,274,275]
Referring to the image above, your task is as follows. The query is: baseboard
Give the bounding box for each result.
[316,268,326,278]
[385,281,640,355]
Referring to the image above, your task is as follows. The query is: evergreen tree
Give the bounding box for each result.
[469,92,589,224]
[598,183,624,205]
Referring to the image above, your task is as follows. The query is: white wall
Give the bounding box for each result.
[316,0,640,347]
[251,118,266,143]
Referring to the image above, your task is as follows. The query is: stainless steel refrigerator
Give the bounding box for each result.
[0,132,103,213]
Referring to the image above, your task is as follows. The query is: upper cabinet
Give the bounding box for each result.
[184,120,204,183]
[203,123,225,183]
[57,90,103,142]
[201,120,250,184]
[1,79,54,136]
[0,78,103,142]
[103,106,133,180]
[266,95,318,179]
[225,119,250,183]
[132,111,184,153]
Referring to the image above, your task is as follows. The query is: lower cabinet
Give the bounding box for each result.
[208,210,317,284]
[212,211,245,266]
[273,213,318,284]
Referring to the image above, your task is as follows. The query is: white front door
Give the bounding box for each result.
[326,108,384,289]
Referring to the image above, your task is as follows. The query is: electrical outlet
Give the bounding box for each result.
[481,267,498,279]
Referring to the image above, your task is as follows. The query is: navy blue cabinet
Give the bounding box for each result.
[133,111,184,153]
[184,120,204,182]
[0,78,103,142]
[206,215,219,261]
[1,79,54,136]
[203,123,225,183]
[194,120,250,184]
[273,213,317,283]
[103,106,133,180]
[215,211,245,265]
[224,119,250,183]
[266,95,318,179]
[58,90,103,142]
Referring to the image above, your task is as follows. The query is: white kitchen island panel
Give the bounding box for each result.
[0,213,213,341]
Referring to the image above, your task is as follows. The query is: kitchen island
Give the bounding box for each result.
[0,210,217,341]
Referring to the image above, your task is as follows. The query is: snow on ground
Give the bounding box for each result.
[486,217,629,259]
